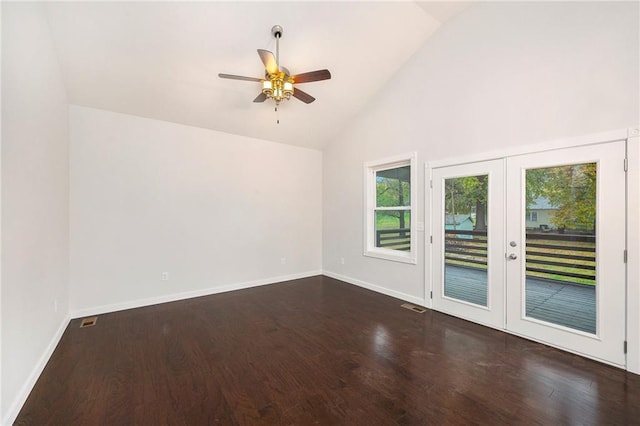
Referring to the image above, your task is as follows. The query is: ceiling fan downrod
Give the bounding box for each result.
[272,25,283,72]
[272,25,284,124]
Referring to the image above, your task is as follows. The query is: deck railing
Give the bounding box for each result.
[525,233,595,285]
[376,228,411,251]
[376,228,596,285]
[444,229,596,286]
[445,229,488,267]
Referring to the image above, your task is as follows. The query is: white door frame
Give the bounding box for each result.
[626,128,640,374]
[425,127,639,372]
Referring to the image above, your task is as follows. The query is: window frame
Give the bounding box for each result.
[363,152,418,264]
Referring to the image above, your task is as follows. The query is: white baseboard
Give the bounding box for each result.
[4,271,321,425]
[323,270,426,307]
[70,270,322,319]
[3,313,71,426]
[5,269,417,425]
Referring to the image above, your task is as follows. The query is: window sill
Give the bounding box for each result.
[364,249,417,264]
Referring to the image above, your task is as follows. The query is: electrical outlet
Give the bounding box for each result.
[340,257,345,265]
[280,257,286,265]
[161,272,169,281]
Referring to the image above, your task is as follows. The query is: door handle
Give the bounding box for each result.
[508,253,518,260]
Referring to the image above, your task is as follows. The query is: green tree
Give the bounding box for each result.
[376,167,410,230]
[526,163,596,232]
[445,175,488,230]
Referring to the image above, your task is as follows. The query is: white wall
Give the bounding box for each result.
[1,2,70,423]
[323,3,638,311]
[69,106,322,315]
[1,3,637,421]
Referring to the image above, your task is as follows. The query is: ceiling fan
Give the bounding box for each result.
[219,25,331,115]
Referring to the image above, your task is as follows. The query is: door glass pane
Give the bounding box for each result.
[443,175,488,306]
[375,210,410,251]
[525,163,596,333]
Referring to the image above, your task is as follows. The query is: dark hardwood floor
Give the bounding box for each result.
[15,276,640,425]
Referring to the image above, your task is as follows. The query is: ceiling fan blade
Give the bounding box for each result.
[291,69,331,84]
[293,88,316,104]
[218,73,262,82]
[253,92,267,103]
[257,49,279,75]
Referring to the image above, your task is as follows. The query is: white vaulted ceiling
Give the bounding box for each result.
[44,2,471,150]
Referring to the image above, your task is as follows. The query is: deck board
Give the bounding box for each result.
[444,265,596,333]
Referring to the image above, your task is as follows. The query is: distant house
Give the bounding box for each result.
[444,214,474,231]
[445,214,475,239]
[527,197,557,230]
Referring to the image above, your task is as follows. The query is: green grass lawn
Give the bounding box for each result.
[375,212,410,230]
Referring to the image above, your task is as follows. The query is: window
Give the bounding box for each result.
[364,152,417,263]
[526,211,538,222]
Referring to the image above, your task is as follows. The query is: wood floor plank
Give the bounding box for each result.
[14,275,640,425]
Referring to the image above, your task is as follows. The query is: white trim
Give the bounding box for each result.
[375,206,411,211]
[2,314,71,426]
[5,271,321,424]
[70,270,322,319]
[627,133,640,374]
[364,152,417,169]
[363,152,418,264]
[323,270,426,307]
[429,128,629,169]
[363,248,417,264]
[504,328,623,370]
[0,19,3,420]
[424,162,433,309]
[0,0,3,412]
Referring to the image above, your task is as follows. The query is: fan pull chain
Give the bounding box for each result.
[276,106,280,124]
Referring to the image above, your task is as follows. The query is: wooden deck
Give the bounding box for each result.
[444,265,596,333]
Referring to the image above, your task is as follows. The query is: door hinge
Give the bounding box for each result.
[430,291,433,299]
[430,235,433,244]
[624,249,628,263]
[624,158,628,172]
[430,179,433,189]
[624,341,628,354]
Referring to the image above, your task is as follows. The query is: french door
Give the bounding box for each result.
[430,141,627,366]
[505,141,626,366]
[432,159,505,329]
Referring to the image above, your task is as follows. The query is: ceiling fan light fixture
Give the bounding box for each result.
[262,73,294,105]
[218,24,331,112]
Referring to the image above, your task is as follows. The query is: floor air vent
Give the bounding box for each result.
[401,303,426,314]
[79,317,98,328]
